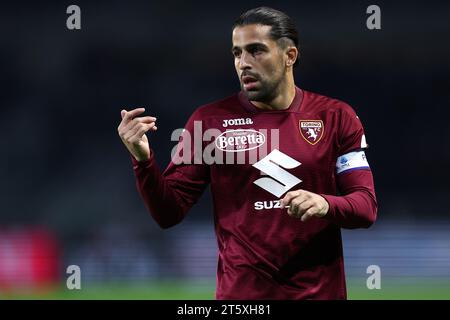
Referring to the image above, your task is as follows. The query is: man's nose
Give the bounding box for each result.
[239,52,252,70]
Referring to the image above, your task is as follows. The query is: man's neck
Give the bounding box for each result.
[251,80,296,111]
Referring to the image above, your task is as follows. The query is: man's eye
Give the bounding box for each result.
[250,48,262,55]
[233,51,241,58]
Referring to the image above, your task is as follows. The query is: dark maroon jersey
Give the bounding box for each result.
[131,87,377,299]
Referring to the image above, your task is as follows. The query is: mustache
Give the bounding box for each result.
[241,71,260,80]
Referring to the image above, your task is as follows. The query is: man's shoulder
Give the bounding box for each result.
[302,89,356,116]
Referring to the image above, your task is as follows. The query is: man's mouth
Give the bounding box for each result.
[241,75,258,90]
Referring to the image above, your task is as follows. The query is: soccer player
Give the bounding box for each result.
[118,7,377,299]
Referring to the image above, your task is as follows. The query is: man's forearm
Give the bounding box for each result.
[321,170,378,229]
[132,152,188,229]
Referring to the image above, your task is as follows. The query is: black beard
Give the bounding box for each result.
[242,77,281,103]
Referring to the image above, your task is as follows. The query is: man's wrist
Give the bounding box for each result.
[131,150,153,167]
[320,195,330,217]
[320,194,336,220]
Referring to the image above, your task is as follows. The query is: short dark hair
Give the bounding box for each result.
[233,7,299,66]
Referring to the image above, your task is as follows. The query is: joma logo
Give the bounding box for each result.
[222,117,253,127]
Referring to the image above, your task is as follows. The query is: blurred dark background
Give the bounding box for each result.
[0,0,450,297]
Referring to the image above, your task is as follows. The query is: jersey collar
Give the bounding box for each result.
[238,86,303,113]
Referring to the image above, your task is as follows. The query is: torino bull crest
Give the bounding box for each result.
[299,120,324,145]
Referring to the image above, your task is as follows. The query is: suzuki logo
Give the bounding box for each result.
[252,149,302,197]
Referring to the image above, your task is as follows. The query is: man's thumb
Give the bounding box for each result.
[121,109,127,119]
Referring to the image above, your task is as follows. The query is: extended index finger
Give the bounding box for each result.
[122,107,146,123]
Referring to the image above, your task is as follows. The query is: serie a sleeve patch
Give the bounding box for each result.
[336,150,370,174]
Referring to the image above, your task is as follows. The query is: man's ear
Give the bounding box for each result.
[286,46,299,67]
